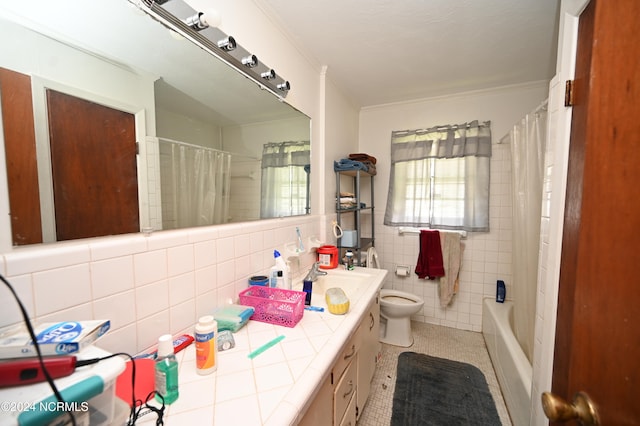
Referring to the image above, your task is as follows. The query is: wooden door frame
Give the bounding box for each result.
[0,85,12,252]
[530,0,590,424]
[29,76,149,242]
[549,0,640,422]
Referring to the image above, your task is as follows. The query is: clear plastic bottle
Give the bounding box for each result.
[154,334,179,404]
[195,315,218,375]
[345,250,354,270]
[271,250,291,289]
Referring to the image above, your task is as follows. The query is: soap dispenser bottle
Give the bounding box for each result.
[496,280,506,303]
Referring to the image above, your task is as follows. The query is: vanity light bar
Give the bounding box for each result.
[136,0,290,97]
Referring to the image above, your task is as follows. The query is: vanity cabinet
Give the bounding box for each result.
[299,375,333,426]
[334,359,357,425]
[299,292,381,425]
[356,294,380,419]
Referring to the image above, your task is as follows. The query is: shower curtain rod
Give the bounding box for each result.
[393,120,491,136]
[534,99,548,114]
[157,136,231,155]
[397,226,467,239]
[497,98,549,144]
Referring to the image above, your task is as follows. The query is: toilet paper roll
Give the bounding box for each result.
[396,265,410,277]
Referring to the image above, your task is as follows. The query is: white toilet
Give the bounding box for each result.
[379,289,424,347]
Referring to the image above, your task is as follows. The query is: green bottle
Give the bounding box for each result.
[154,334,179,404]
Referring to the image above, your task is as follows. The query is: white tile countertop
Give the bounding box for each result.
[136,267,387,425]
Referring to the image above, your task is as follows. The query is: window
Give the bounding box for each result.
[384,120,491,231]
[260,141,310,218]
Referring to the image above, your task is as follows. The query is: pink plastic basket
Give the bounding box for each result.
[238,286,306,328]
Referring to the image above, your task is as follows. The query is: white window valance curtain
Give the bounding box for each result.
[384,120,491,231]
[260,141,310,218]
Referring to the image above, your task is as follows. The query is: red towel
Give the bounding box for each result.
[415,230,445,279]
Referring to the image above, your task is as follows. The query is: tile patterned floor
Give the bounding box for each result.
[357,321,513,425]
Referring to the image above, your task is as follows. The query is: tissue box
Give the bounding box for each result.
[0,320,110,359]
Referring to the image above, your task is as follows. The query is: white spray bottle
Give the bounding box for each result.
[270,250,290,289]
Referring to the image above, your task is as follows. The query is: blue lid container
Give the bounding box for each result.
[249,275,269,286]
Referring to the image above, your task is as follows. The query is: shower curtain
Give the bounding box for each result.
[509,101,547,362]
[159,138,231,229]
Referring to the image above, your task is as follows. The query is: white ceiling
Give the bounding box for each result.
[253,0,560,107]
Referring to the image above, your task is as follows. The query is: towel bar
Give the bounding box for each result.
[397,227,467,239]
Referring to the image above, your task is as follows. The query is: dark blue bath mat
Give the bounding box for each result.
[391,352,501,425]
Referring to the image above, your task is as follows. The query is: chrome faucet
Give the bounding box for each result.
[304,262,327,282]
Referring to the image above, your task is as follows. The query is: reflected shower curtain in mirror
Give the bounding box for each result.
[159,138,231,229]
[260,141,310,218]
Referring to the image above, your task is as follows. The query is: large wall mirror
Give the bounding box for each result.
[0,0,311,246]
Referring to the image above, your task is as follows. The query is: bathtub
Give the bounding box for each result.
[482,299,532,426]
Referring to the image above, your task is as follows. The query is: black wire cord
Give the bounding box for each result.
[1,273,165,425]
[79,353,166,425]
[0,273,76,426]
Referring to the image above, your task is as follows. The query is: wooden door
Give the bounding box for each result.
[549,0,640,424]
[0,68,43,245]
[47,90,139,241]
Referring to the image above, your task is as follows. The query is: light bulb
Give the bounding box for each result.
[201,8,221,27]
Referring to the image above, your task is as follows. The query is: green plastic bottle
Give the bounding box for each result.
[154,334,179,404]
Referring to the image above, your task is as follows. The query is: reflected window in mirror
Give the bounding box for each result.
[260,141,310,219]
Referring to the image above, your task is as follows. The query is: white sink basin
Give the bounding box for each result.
[293,268,380,310]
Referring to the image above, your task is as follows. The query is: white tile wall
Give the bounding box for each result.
[33,264,93,316]
[93,291,136,330]
[377,142,514,332]
[135,280,169,319]
[144,136,163,231]
[90,256,135,299]
[0,215,324,355]
[168,272,195,305]
[0,273,34,326]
